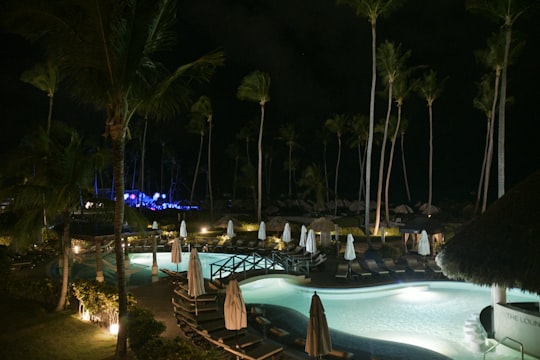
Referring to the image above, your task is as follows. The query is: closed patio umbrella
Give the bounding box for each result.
[258,221,266,240]
[282,222,291,244]
[180,220,187,238]
[224,278,247,345]
[188,248,206,315]
[418,230,430,256]
[299,225,307,248]
[306,229,317,257]
[170,238,182,272]
[305,291,332,359]
[227,219,235,239]
[344,234,356,277]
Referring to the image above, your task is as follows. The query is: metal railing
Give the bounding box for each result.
[483,336,524,360]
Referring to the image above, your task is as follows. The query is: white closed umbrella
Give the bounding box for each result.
[170,238,182,272]
[282,223,291,244]
[418,229,430,256]
[188,248,206,315]
[344,234,356,278]
[227,219,235,238]
[224,279,247,345]
[180,220,187,238]
[305,291,332,359]
[258,221,266,240]
[306,229,317,257]
[344,234,356,261]
[299,225,307,247]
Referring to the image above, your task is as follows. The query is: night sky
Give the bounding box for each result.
[1,0,539,206]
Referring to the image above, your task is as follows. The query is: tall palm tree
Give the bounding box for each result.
[279,123,298,199]
[384,66,411,225]
[399,117,411,203]
[466,0,536,199]
[336,0,405,245]
[349,114,369,212]
[473,73,496,215]
[186,112,206,208]
[325,114,348,216]
[474,31,507,213]
[373,41,409,235]
[3,123,94,312]
[415,69,445,217]
[20,61,60,136]
[237,70,271,223]
[190,96,214,218]
[3,1,224,356]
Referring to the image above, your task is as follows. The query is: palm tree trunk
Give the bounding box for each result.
[400,132,411,203]
[257,104,265,223]
[482,73,500,213]
[427,104,433,216]
[374,84,393,234]
[189,134,204,207]
[323,142,329,203]
[365,21,377,247]
[288,143,292,199]
[498,26,512,199]
[55,214,70,312]
[47,92,54,136]
[475,117,491,216]
[207,117,214,220]
[139,118,148,207]
[334,135,342,216]
[111,133,128,359]
[385,106,402,226]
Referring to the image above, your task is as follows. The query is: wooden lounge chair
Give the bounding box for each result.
[382,258,407,275]
[404,256,426,273]
[350,261,372,278]
[362,258,390,276]
[426,258,443,275]
[335,262,350,279]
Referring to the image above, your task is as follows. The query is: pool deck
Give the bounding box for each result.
[131,249,444,360]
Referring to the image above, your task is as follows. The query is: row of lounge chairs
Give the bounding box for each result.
[172,280,284,359]
[336,256,443,280]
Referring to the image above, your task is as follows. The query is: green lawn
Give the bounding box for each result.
[0,295,121,360]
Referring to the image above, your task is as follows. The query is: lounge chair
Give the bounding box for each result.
[350,261,372,278]
[335,262,350,279]
[382,258,407,275]
[362,258,390,276]
[404,256,426,273]
[426,258,443,275]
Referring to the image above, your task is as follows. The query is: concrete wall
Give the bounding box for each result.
[494,303,540,358]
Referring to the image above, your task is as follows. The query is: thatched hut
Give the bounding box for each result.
[436,170,540,358]
[309,217,335,247]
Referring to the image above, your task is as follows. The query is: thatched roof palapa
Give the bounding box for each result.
[265,216,289,232]
[436,170,540,295]
[309,217,335,232]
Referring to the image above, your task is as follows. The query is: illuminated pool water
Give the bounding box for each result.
[240,278,539,360]
[69,252,539,359]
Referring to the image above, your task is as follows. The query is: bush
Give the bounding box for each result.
[128,307,165,354]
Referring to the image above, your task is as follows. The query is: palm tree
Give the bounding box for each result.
[186,113,206,208]
[325,114,348,216]
[237,70,271,223]
[473,74,496,215]
[384,66,411,225]
[466,0,536,199]
[349,114,369,212]
[373,41,409,235]
[279,123,298,199]
[20,61,60,136]
[3,123,94,312]
[415,69,445,217]
[336,0,405,245]
[190,96,214,218]
[399,117,411,203]
[3,1,224,356]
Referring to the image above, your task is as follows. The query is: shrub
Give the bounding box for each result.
[128,307,165,354]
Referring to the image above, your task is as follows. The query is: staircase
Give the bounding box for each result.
[463,313,488,352]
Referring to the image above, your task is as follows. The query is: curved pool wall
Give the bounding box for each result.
[240,278,539,360]
[62,252,539,359]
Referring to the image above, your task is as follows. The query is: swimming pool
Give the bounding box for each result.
[70,252,539,359]
[240,278,539,360]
